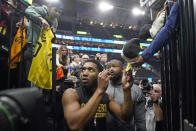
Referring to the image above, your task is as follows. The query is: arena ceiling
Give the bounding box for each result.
[33,0,151,26]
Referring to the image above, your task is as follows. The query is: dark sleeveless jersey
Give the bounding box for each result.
[75,87,110,131]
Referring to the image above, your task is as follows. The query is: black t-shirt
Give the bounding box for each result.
[70,87,110,131]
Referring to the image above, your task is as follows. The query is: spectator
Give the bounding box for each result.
[56,45,70,76]
[22,2,63,86]
[62,60,134,131]
[81,54,89,65]
[145,84,163,131]
[95,53,101,61]
[100,53,108,69]
[70,54,80,68]
[73,54,89,79]
[106,59,146,131]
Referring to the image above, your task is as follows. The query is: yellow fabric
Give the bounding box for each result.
[0,26,7,35]
[9,27,26,69]
[3,27,6,35]
[126,63,132,71]
[0,27,3,33]
[28,29,54,90]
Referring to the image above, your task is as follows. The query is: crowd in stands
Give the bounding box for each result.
[55,40,124,49]
[57,19,139,40]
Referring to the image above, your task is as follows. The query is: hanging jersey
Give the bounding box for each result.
[0,26,7,35]
[28,29,54,90]
[9,26,27,69]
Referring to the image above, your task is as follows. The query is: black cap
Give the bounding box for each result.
[139,24,151,40]
[121,38,141,61]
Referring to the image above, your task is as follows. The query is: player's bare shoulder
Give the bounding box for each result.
[62,88,79,102]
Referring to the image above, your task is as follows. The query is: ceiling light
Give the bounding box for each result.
[99,2,114,12]
[132,8,141,16]
[132,8,145,16]
[90,21,94,24]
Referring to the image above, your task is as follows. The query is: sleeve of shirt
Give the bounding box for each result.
[141,2,179,60]
[56,54,60,65]
[132,85,147,131]
[51,18,58,31]
[25,5,48,23]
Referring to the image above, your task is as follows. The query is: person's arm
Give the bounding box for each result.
[25,5,50,29]
[153,103,163,121]
[51,18,58,32]
[56,54,62,67]
[132,86,146,131]
[130,2,179,67]
[141,2,179,60]
[108,70,134,123]
[62,89,104,131]
[16,17,29,28]
[62,70,111,131]
[25,5,46,22]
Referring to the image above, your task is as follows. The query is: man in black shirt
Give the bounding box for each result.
[62,60,134,131]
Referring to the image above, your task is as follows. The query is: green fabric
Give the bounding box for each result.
[25,5,58,53]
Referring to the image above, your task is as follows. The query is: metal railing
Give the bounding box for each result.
[161,0,196,131]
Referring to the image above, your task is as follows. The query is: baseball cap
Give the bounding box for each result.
[121,38,141,62]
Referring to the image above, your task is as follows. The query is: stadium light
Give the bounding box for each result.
[132,8,145,16]
[77,31,88,35]
[147,38,153,42]
[113,35,123,39]
[90,21,94,24]
[142,11,145,15]
[99,2,114,12]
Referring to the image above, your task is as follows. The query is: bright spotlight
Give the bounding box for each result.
[132,8,141,16]
[99,2,114,12]
[90,21,94,24]
[132,8,145,16]
[100,22,104,25]
[129,26,132,29]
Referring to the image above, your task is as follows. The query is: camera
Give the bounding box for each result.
[140,79,152,95]
[0,88,49,131]
[56,76,79,95]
